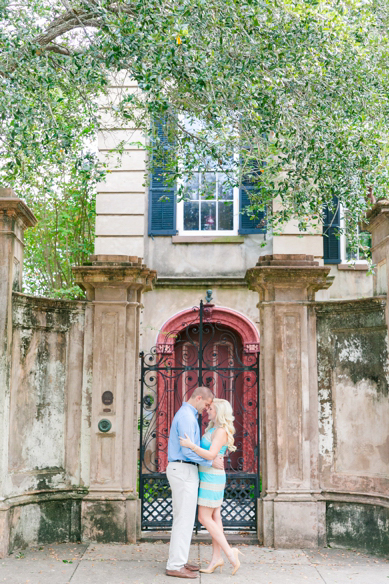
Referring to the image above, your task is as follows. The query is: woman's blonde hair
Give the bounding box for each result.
[206,398,237,452]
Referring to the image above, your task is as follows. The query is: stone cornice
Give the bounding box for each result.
[246,255,332,302]
[72,255,157,298]
[361,199,389,233]
[155,276,247,289]
[0,188,37,228]
[314,296,386,314]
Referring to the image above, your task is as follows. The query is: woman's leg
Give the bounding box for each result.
[210,507,223,564]
[198,505,236,566]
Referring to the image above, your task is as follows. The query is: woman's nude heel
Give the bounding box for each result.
[200,559,224,574]
[230,548,244,575]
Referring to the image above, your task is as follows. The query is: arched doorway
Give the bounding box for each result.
[139,301,260,532]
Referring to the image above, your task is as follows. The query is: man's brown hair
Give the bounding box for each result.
[191,386,214,400]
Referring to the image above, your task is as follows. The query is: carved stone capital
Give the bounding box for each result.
[72,255,157,301]
[363,199,389,232]
[0,188,37,230]
[246,255,332,302]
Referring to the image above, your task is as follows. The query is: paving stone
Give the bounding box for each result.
[0,557,78,584]
[303,547,389,566]
[315,564,389,584]
[199,544,310,565]
[69,560,199,584]
[202,563,324,583]
[82,542,199,564]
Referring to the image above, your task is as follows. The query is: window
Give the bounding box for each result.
[148,117,266,237]
[177,171,238,235]
[323,197,371,264]
[342,223,371,263]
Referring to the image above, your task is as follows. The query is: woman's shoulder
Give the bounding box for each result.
[211,427,227,442]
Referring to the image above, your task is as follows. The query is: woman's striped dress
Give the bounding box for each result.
[198,428,228,508]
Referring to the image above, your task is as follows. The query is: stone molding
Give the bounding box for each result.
[246,254,332,302]
[155,277,248,289]
[0,188,37,229]
[73,255,157,300]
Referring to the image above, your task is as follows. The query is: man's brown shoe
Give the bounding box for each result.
[185,564,200,571]
[166,567,197,578]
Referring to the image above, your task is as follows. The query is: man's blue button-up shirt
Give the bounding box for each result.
[168,402,212,467]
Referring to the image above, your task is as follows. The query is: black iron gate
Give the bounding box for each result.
[139,298,260,531]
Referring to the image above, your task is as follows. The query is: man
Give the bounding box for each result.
[165,386,224,579]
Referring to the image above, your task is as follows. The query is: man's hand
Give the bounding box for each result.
[212,456,224,470]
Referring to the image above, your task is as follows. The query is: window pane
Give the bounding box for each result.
[184,173,200,200]
[359,231,372,260]
[346,238,357,261]
[201,201,216,231]
[218,173,234,200]
[184,201,200,230]
[218,201,233,230]
[201,173,216,200]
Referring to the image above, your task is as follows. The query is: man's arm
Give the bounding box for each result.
[176,415,213,467]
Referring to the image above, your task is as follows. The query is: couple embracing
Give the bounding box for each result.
[165,386,243,578]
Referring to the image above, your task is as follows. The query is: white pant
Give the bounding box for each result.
[166,462,199,571]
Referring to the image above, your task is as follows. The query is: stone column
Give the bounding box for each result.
[246,254,332,548]
[364,200,389,298]
[73,255,156,543]
[0,189,37,558]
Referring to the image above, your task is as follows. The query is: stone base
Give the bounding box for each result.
[0,499,82,557]
[0,508,10,559]
[262,498,326,549]
[327,501,389,556]
[81,497,139,544]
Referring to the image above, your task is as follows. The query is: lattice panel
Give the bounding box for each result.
[141,474,258,531]
[141,475,173,529]
[221,475,257,529]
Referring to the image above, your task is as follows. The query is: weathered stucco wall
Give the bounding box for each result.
[316,297,389,554]
[2,293,92,552]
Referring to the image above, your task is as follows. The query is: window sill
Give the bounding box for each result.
[337,263,369,271]
[172,235,244,244]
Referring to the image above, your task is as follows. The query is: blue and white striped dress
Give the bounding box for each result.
[198,428,228,508]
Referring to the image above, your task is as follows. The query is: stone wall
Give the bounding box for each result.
[316,297,389,554]
[1,293,92,553]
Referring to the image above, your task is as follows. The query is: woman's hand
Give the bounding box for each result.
[179,433,195,450]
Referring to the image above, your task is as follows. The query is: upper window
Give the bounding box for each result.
[342,221,371,263]
[148,117,266,237]
[323,197,371,264]
[177,172,238,235]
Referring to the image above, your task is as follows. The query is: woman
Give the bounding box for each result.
[180,398,243,575]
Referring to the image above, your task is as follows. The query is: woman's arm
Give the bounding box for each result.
[180,428,227,460]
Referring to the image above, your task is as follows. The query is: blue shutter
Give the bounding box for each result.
[148,119,177,236]
[323,197,341,264]
[238,160,267,234]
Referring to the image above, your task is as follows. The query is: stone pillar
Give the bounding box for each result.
[73,255,156,543]
[0,189,37,558]
[364,200,389,298]
[246,254,332,548]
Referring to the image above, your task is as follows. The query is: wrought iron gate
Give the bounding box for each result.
[139,298,260,531]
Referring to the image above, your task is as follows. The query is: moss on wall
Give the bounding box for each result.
[327,502,389,556]
[9,499,82,553]
[82,501,127,543]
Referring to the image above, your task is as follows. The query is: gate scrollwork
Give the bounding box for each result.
[139,300,260,531]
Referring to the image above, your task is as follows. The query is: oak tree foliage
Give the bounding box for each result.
[1,0,389,295]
